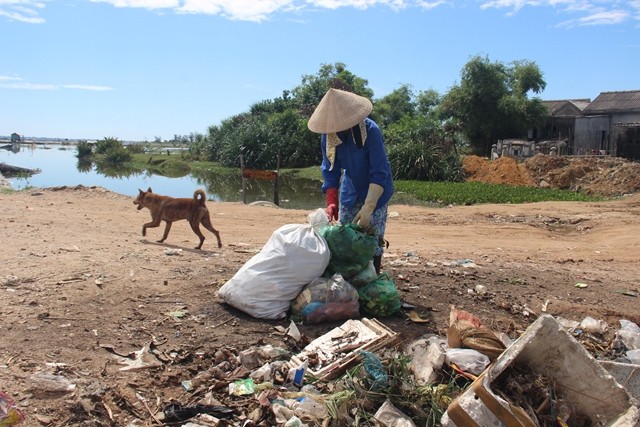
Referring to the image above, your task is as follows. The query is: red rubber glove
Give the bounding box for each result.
[325,187,339,221]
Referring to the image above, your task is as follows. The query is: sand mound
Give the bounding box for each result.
[463,154,640,197]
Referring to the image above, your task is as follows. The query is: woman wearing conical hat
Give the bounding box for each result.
[308,88,394,274]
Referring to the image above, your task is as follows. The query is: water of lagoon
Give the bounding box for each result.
[0,144,326,210]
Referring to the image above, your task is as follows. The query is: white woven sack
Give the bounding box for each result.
[217,221,330,319]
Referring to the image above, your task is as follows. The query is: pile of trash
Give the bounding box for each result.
[3,306,639,426]
[179,208,640,426]
[11,210,630,427]
[82,310,638,426]
[217,209,401,322]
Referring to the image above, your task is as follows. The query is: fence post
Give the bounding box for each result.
[273,154,280,206]
[240,154,247,204]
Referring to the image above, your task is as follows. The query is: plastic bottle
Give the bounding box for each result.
[292,360,308,387]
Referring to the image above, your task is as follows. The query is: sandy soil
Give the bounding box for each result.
[1,181,639,426]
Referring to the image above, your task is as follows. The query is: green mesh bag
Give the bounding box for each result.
[319,223,377,279]
[357,273,401,317]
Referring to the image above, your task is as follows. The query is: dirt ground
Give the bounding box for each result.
[1,154,639,426]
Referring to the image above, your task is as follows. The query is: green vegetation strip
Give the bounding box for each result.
[394,180,603,206]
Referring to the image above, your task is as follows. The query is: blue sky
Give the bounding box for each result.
[1,0,638,142]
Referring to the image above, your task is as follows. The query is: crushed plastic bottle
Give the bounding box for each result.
[29,373,76,392]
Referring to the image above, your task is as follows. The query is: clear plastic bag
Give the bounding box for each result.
[290,274,360,324]
[617,319,640,350]
[445,348,491,375]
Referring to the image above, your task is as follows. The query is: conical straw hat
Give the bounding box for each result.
[308,88,373,133]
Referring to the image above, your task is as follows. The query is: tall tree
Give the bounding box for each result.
[442,55,547,155]
[373,84,416,128]
[292,62,374,117]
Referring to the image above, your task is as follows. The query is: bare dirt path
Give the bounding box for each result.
[1,185,639,426]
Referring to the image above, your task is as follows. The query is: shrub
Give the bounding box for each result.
[76,141,93,158]
[95,137,122,154]
[102,146,132,165]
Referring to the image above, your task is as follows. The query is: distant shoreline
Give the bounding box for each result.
[0,138,78,146]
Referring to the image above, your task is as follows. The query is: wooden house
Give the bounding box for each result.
[576,90,640,159]
[533,99,590,155]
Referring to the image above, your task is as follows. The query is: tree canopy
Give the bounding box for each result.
[442,55,547,155]
[192,56,548,181]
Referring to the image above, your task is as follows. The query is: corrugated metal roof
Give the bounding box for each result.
[541,99,590,116]
[583,90,640,114]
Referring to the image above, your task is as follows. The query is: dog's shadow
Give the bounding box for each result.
[140,239,219,255]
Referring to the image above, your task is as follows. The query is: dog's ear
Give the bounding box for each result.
[147,187,153,193]
[138,188,144,194]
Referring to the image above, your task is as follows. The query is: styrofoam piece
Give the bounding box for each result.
[600,360,640,401]
[405,336,446,385]
[442,314,640,427]
[288,318,397,381]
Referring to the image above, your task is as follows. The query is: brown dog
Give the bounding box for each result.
[133,188,222,250]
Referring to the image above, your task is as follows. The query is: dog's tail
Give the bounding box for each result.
[193,189,207,206]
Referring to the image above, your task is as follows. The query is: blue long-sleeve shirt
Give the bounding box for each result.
[320,118,394,209]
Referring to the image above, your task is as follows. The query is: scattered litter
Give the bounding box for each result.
[541,299,550,312]
[445,348,490,376]
[228,378,255,396]
[474,284,487,295]
[615,289,639,297]
[29,372,76,393]
[575,282,588,288]
[292,360,308,387]
[163,248,183,255]
[616,319,640,350]
[407,310,429,323]
[373,399,416,427]
[286,320,302,342]
[360,350,388,391]
[447,306,506,361]
[102,342,163,371]
[579,316,608,334]
[556,316,580,331]
[357,273,401,317]
[406,335,446,385]
[163,403,234,422]
[288,318,397,381]
[290,274,360,324]
[165,309,188,319]
[442,314,640,427]
[443,259,477,268]
[0,391,25,426]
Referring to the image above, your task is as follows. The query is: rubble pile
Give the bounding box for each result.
[463,154,640,197]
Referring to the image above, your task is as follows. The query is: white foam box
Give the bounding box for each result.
[442,314,640,427]
[600,360,640,401]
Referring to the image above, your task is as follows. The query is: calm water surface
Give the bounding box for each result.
[0,144,326,210]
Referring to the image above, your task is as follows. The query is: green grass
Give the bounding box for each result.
[394,180,603,206]
[280,165,323,181]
